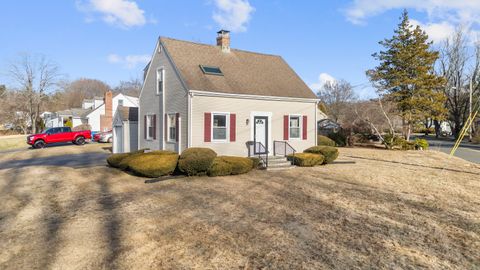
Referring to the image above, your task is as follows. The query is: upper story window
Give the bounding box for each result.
[118,99,123,106]
[200,65,223,76]
[289,115,301,139]
[167,113,176,142]
[156,68,164,95]
[212,113,228,141]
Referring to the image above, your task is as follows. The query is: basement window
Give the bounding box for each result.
[200,65,223,76]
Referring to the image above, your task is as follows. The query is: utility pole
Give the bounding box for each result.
[469,77,473,141]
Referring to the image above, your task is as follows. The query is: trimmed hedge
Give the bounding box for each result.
[304,146,339,164]
[106,149,146,168]
[128,153,179,178]
[207,156,253,177]
[317,135,336,147]
[248,157,261,169]
[287,153,324,167]
[178,147,217,176]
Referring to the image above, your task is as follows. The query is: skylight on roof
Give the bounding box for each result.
[200,65,223,76]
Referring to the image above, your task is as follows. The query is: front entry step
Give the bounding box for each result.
[262,155,295,170]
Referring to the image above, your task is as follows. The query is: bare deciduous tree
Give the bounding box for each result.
[114,77,142,97]
[9,54,59,134]
[437,28,480,137]
[316,79,356,123]
[61,78,111,108]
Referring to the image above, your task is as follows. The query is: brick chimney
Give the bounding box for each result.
[100,91,113,132]
[216,30,230,53]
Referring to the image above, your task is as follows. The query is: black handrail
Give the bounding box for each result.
[246,141,269,168]
[273,140,296,164]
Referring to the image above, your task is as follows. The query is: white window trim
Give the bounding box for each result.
[156,67,164,95]
[289,114,302,140]
[146,114,154,141]
[166,112,177,143]
[211,112,230,143]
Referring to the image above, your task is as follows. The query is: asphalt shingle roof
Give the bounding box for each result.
[160,37,317,99]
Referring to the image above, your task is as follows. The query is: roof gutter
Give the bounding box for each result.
[189,90,319,103]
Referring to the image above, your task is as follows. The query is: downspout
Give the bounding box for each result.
[187,91,193,148]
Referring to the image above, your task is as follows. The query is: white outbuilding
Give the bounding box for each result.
[112,106,139,153]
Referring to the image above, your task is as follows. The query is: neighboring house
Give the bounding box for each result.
[46,91,139,132]
[112,106,138,153]
[138,30,321,157]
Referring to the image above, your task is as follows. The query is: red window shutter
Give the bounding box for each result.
[164,114,167,141]
[230,113,236,142]
[204,112,211,142]
[302,115,307,140]
[153,114,156,140]
[283,115,289,140]
[175,113,180,142]
[144,115,147,139]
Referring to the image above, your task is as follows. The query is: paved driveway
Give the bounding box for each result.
[0,143,110,170]
[424,137,480,164]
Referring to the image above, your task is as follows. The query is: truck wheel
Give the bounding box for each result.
[34,140,46,149]
[107,137,112,143]
[75,136,85,145]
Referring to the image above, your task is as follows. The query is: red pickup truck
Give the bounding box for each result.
[27,127,91,148]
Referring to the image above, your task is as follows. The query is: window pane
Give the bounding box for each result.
[169,127,176,140]
[290,127,300,138]
[213,127,226,140]
[118,99,123,106]
[290,117,299,127]
[213,115,226,127]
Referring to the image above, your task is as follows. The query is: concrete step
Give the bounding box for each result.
[268,161,292,167]
[267,165,295,171]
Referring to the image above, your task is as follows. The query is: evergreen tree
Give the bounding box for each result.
[367,10,446,140]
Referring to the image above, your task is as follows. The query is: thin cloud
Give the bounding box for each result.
[310,73,336,92]
[77,0,149,28]
[344,0,480,43]
[212,0,255,32]
[108,54,150,69]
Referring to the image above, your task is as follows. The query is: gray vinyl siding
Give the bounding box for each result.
[139,41,188,152]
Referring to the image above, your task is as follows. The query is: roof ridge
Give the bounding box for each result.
[160,36,282,58]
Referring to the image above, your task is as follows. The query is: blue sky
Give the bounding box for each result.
[1,0,480,99]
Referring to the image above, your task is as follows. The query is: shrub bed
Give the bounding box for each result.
[128,152,179,178]
[304,146,339,164]
[208,156,253,177]
[414,138,429,150]
[178,147,217,176]
[106,149,146,168]
[287,153,324,167]
[317,135,336,147]
[248,157,261,169]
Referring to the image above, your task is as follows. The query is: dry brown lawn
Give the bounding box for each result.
[0,144,479,269]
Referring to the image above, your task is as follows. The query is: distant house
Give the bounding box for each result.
[46,91,139,132]
[112,106,138,153]
[137,30,321,157]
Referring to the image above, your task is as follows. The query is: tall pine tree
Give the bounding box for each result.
[367,10,446,141]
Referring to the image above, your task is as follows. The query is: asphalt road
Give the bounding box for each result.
[424,137,480,164]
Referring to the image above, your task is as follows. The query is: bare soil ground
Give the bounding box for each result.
[0,144,479,269]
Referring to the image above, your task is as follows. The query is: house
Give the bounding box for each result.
[112,106,138,153]
[46,91,139,132]
[138,30,320,157]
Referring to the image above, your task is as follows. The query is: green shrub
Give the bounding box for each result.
[207,156,253,177]
[317,135,336,146]
[178,147,217,176]
[248,157,261,169]
[106,149,148,168]
[414,138,429,150]
[327,132,347,147]
[118,150,178,170]
[287,153,324,167]
[128,153,179,178]
[304,146,339,164]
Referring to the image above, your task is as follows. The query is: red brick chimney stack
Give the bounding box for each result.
[100,91,113,132]
[216,30,230,53]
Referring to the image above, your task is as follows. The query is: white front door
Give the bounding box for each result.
[254,116,268,154]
